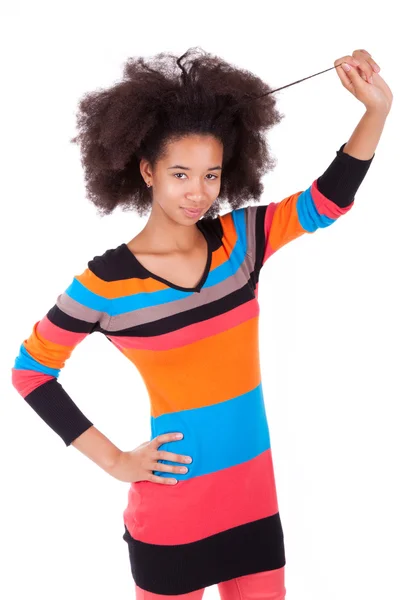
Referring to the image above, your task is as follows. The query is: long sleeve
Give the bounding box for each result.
[11,257,112,446]
[227,142,375,274]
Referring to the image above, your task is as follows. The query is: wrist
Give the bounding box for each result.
[104,448,123,473]
[365,106,390,119]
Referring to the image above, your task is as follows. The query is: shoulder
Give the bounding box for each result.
[87,242,140,282]
[211,205,262,240]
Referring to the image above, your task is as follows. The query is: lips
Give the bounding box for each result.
[181,207,203,218]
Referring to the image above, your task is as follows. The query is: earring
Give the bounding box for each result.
[146,182,152,188]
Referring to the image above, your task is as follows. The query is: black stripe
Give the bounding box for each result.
[111,280,257,337]
[316,142,374,208]
[252,205,267,282]
[24,379,93,446]
[91,216,224,283]
[47,304,99,334]
[122,512,285,595]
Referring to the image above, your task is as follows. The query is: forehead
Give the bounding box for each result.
[163,135,223,163]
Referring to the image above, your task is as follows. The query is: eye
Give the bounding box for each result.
[173,173,219,180]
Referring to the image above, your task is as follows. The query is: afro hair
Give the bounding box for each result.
[70,46,285,219]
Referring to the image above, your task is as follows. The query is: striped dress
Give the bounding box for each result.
[11,142,374,595]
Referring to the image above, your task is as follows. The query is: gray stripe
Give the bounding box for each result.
[108,250,255,332]
[245,205,258,266]
[56,293,110,329]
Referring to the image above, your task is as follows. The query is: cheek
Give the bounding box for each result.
[154,182,183,213]
[154,179,177,201]
[156,178,221,204]
[162,178,181,196]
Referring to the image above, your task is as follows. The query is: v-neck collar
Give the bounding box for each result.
[121,220,212,294]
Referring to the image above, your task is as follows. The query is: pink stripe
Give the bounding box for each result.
[311,179,354,218]
[123,448,279,545]
[108,298,260,351]
[135,565,285,598]
[216,566,286,598]
[37,315,87,346]
[11,368,55,397]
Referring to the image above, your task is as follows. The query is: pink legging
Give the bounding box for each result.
[135,566,285,599]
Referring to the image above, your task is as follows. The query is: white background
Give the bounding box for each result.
[1,1,399,599]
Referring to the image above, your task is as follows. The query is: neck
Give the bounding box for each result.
[138,201,202,252]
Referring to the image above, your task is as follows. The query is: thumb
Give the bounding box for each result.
[342,62,365,90]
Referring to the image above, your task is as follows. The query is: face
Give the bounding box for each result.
[140,134,223,223]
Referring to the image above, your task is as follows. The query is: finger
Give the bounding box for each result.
[355,58,374,83]
[353,49,372,61]
[358,51,381,73]
[156,450,191,464]
[151,432,182,446]
[334,56,360,70]
[151,460,188,474]
[335,62,353,88]
[340,62,368,91]
[367,58,381,74]
[353,49,380,76]
[336,62,366,92]
[148,472,178,485]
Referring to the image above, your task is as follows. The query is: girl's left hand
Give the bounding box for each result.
[334,49,393,115]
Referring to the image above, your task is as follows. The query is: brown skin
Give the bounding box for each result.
[108,432,193,485]
[71,424,194,485]
[126,134,223,289]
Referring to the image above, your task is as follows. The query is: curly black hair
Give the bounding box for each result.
[70,46,285,220]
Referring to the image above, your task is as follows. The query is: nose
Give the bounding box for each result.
[188,177,208,195]
[186,196,202,203]
[186,187,207,204]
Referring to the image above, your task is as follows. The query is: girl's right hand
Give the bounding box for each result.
[108,433,192,485]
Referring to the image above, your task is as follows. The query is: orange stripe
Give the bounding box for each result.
[215,211,238,267]
[24,321,75,370]
[75,267,114,297]
[268,191,306,252]
[123,314,261,416]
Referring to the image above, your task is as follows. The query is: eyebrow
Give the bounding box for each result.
[167,165,222,171]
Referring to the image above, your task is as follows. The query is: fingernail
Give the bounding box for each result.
[373,65,380,72]
[175,433,183,439]
[343,63,351,72]
[353,59,360,66]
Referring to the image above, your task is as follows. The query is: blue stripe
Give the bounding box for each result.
[64,278,111,313]
[13,344,60,377]
[150,383,270,480]
[297,186,336,232]
[232,207,248,255]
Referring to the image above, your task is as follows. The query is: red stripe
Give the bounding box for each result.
[123,448,279,545]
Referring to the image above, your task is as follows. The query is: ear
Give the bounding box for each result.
[139,158,153,181]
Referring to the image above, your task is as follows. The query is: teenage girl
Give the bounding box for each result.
[12,47,391,599]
